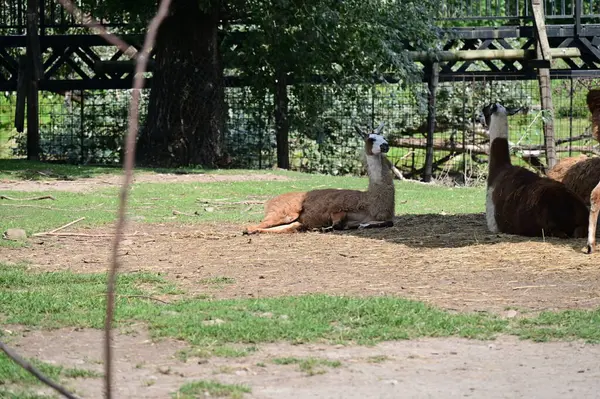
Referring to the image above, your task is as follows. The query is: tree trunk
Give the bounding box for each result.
[137,0,225,167]
[274,70,290,169]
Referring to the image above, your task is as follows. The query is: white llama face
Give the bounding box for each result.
[368,133,389,155]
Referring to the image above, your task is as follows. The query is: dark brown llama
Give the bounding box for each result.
[244,123,395,234]
[485,103,589,238]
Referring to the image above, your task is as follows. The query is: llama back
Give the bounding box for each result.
[492,167,588,237]
[298,188,366,228]
[553,157,600,206]
[547,154,588,182]
[262,191,307,222]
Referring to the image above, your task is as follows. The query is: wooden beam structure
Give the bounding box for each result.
[408,47,581,63]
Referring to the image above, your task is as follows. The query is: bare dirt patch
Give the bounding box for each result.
[0,172,290,192]
[2,213,600,312]
[6,327,600,398]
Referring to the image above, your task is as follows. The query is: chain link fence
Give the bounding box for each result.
[1,74,599,184]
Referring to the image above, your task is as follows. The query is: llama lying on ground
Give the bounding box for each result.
[548,159,600,252]
[485,103,589,238]
[544,90,600,252]
[244,123,395,234]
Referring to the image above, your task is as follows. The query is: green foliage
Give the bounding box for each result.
[225,0,444,170]
[12,90,149,164]
[78,0,444,170]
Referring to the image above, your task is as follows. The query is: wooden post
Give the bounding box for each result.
[575,0,582,37]
[532,0,557,169]
[15,56,27,133]
[423,62,439,182]
[26,0,41,160]
[274,70,290,169]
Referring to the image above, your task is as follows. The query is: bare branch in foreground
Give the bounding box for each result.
[101,0,173,398]
[0,341,81,399]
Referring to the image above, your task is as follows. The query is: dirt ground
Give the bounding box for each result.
[6,327,600,399]
[0,172,290,192]
[4,173,600,398]
[2,215,600,312]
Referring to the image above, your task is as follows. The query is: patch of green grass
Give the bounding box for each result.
[212,345,257,358]
[0,350,101,396]
[200,276,236,286]
[175,345,257,362]
[512,309,600,342]
[0,159,121,180]
[366,355,390,363]
[174,380,251,399]
[0,389,56,399]
[0,264,177,328]
[62,368,102,379]
[0,159,294,181]
[272,357,341,376]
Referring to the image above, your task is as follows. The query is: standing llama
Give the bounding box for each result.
[545,90,600,252]
[485,103,589,238]
[244,123,395,234]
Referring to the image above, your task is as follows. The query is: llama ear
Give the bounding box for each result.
[354,125,368,140]
[506,106,523,116]
[373,122,385,135]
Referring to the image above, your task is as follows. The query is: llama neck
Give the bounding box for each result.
[488,138,512,186]
[367,154,383,183]
[488,113,509,142]
[366,154,393,189]
[487,112,511,186]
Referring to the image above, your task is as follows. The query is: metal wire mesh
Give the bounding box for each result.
[0,92,17,158]
[1,75,599,183]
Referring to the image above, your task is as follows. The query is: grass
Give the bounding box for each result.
[272,357,342,376]
[175,345,258,362]
[3,265,600,351]
[0,390,55,399]
[0,160,485,244]
[200,276,236,286]
[366,355,390,363]
[0,351,101,399]
[174,380,251,399]
[0,353,100,384]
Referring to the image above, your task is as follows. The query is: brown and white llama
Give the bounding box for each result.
[485,103,589,238]
[545,90,600,252]
[243,123,395,234]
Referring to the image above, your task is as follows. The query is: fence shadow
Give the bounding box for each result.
[337,213,589,251]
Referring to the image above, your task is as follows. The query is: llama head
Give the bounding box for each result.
[354,122,389,155]
[478,103,523,133]
[487,103,509,142]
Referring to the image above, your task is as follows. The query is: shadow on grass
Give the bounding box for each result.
[0,159,218,181]
[337,213,590,251]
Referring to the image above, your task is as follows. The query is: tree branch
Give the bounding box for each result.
[100,1,173,399]
[0,341,80,399]
[55,1,173,398]
[55,0,138,59]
